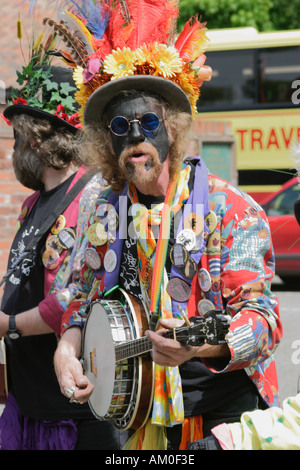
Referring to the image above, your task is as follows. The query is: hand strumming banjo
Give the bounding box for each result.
[82,288,230,431]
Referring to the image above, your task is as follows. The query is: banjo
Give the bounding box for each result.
[82,288,230,431]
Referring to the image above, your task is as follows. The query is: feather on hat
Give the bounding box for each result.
[28,0,213,125]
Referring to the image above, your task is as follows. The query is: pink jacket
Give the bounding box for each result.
[16,165,88,334]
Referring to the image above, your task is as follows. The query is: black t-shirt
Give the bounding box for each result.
[2,174,93,420]
[119,163,254,417]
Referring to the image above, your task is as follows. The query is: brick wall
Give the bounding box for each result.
[0,104,32,295]
[0,0,52,297]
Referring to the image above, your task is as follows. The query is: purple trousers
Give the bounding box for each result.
[0,393,77,450]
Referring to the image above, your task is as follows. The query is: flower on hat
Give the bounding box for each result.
[12,98,28,106]
[73,66,84,87]
[40,1,212,120]
[103,47,136,79]
[149,44,182,78]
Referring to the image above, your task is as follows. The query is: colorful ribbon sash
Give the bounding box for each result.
[128,163,191,426]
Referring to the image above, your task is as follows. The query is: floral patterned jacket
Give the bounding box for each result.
[60,158,282,408]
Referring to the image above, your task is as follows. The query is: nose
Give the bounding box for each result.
[129,120,145,144]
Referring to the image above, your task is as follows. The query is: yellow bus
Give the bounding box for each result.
[196,27,300,203]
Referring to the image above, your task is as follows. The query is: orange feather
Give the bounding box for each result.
[106,0,179,50]
[175,16,209,62]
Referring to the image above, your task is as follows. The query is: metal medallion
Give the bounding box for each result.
[104,249,118,272]
[84,248,101,270]
[198,267,212,292]
[183,212,204,237]
[51,214,66,235]
[170,243,188,268]
[197,299,216,316]
[204,211,217,234]
[180,256,197,279]
[57,228,76,250]
[166,277,191,302]
[176,228,196,252]
[46,234,63,254]
[42,248,60,270]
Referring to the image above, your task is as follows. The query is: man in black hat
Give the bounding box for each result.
[0,64,125,450]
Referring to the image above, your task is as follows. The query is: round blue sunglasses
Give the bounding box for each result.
[108,112,163,136]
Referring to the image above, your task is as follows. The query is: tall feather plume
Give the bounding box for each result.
[65,0,112,40]
[58,9,95,53]
[167,0,179,46]
[105,0,179,50]
[43,17,88,66]
[175,16,209,62]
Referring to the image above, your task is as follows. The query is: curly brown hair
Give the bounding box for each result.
[12,114,83,169]
[75,93,193,192]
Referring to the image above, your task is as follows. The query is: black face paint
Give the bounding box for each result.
[105,95,169,163]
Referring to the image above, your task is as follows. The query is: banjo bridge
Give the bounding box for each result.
[90,347,97,377]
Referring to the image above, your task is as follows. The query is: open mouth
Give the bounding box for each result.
[128,152,148,162]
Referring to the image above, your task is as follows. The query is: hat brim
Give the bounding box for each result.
[3,104,79,134]
[84,75,192,126]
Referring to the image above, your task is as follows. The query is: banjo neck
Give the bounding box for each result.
[114,313,229,362]
[115,335,153,362]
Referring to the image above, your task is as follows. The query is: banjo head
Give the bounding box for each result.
[82,301,116,418]
[82,290,148,430]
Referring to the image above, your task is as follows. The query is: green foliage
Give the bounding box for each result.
[10,65,76,114]
[178,0,300,31]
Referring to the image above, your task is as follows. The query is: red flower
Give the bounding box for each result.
[12,98,28,106]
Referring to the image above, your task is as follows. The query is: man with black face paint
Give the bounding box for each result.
[106,95,170,193]
[50,0,281,451]
[54,81,281,449]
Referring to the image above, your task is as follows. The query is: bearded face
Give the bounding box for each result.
[12,131,45,191]
[104,95,170,188]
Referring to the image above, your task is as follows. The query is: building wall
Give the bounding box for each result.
[0,1,52,294]
[0,105,32,295]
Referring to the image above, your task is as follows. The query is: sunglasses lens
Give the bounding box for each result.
[110,116,129,135]
[141,113,160,132]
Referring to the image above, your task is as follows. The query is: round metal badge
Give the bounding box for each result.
[204,211,217,234]
[21,205,28,220]
[197,299,216,316]
[84,248,101,270]
[183,213,204,237]
[51,214,66,235]
[166,277,191,302]
[180,256,197,279]
[87,222,108,246]
[170,243,188,268]
[46,235,63,254]
[198,268,212,292]
[107,208,119,231]
[42,248,60,270]
[176,229,196,252]
[104,249,118,272]
[57,228,76,250]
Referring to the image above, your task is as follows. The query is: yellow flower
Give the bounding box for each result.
[150,44,182,78]
[134,44,153,65]
[73,66,84,88]
[103,47,136,78]
[75,85,92,125]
